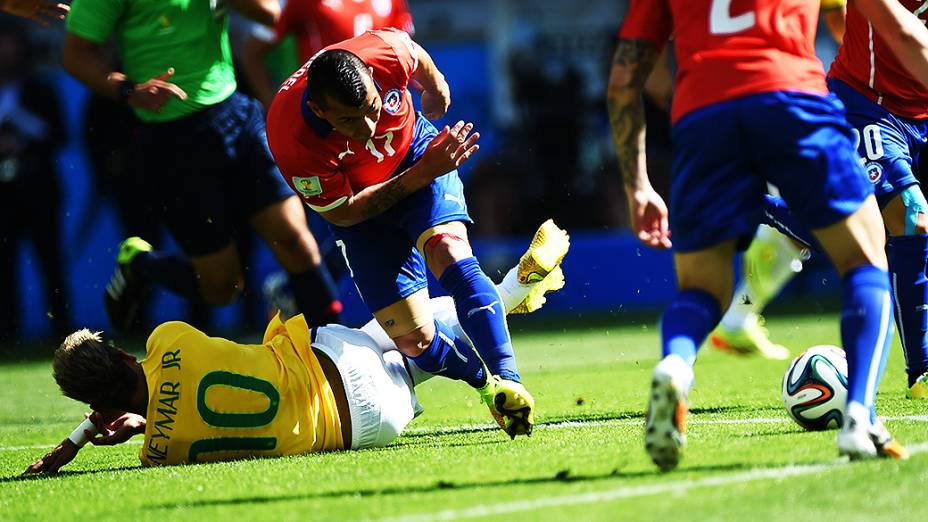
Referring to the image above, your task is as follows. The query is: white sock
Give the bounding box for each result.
[496,267,530,314]
[720,226,803,331]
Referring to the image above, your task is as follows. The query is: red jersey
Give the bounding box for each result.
[266,29,418,212]
[270,0,414,62]
[619,0,827,122]
[829,0,928,120]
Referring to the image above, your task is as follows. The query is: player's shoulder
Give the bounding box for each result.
[146,321,203,356]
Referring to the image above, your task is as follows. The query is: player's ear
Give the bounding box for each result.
[116,349,137,364]
[307,100,326,119]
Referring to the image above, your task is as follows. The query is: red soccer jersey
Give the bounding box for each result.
[829,0,928,119]
[266,28,418,212]
[271,0,414,62]
[619,0,828,123]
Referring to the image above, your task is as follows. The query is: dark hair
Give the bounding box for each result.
[306,49,370,109]
[53,329,139,409]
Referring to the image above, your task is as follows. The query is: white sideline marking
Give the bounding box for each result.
[4,416,928,452]
[377,442,928,522]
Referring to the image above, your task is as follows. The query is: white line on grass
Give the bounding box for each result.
[376,442,928,522]
[4,416,928,452]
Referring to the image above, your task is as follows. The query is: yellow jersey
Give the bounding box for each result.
[821,0,847,10]
[139,314,343,466]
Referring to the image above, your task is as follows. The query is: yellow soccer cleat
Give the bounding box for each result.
[510,219,570,314]
[907,371,928,399]
[477,375,535,439]
[709,314,790,360]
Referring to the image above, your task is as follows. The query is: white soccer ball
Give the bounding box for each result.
[782,345,848,431]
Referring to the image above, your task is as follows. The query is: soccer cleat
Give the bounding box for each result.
[645,355,693,472]
[709,314,790,360]
[477,375,535,439]
[509,219,570,314]
[837,404,909,460]
[907,371,928,399]
[104,237,153,334]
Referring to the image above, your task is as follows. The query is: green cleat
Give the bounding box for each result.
[104,237,153,334]
[710,314,790,360]
[908,371,928,399]
[477,375,535,439]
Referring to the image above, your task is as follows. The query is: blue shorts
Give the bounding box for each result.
[135,91,293,256]
[829,78,928,207]
[670,90,873,252]
[330,114,472,312]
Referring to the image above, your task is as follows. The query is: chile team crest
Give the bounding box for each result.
[382,88,403,114]
[865,162,883,183]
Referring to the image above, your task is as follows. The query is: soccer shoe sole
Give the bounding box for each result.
[509,265,565,315]
[516,219,570,285]
[645,373,687,472]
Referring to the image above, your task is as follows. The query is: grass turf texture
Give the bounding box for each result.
[2,314,927,521]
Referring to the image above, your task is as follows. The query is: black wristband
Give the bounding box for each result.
[118,80,135,102]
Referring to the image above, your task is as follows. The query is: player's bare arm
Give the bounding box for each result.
[1,0,68,25]
[856,0,928,88]
[242,35,279,110]
[320,120,480,227]
[410,41,451,120]
[606,38,671,249]
[62,34,188,112]
[228,0,280,27]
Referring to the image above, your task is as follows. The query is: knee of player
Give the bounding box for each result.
[422,233,470,271]
[198,276,244,305]
[271,229,321,270]
[392,326,434,358]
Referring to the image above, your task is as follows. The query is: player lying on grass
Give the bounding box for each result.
[24,221,568,473]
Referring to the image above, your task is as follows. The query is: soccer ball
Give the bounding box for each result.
[781,345,848,431]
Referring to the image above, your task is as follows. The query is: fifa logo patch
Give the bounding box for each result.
[382,88,402,114]
[865,162,883,183]
[293,176,322,198]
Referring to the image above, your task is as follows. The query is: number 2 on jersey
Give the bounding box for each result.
[710,0,756,35]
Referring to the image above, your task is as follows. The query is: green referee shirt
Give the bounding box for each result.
[66,0,237,122]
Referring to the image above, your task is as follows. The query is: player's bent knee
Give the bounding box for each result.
[419,224,472,276]
[198,276,244,305]
[392,326,433,357]
[270,228,320,271]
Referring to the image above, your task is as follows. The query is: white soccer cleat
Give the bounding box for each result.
[837,403,909,460]
[645,354,694,472]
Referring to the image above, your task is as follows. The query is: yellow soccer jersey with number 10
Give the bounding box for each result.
[138,314,343,466]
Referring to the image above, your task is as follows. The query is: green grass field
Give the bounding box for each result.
[2,313,927,521]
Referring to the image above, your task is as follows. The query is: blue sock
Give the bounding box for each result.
[761,194,823,254]
[841,265,893,414]
[131,251,199,298]
[408,319,486,388]
[887,234,928,386]
[660,289,721,365]
[439,257,519,382]
[289,265,342,327]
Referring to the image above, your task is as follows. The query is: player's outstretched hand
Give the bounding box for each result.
[421,82,451,120]
[416,120,480,179]
[109,68,188,113]
[626,184,672,249]
[87,411,146,446]
[23,439,79,475]
[2,0,69,25]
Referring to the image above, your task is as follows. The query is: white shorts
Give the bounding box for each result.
[312,324,423,450]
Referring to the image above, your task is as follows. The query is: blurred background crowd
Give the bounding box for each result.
[0,0,844,346]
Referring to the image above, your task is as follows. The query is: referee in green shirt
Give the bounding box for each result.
[62,0,343,331]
